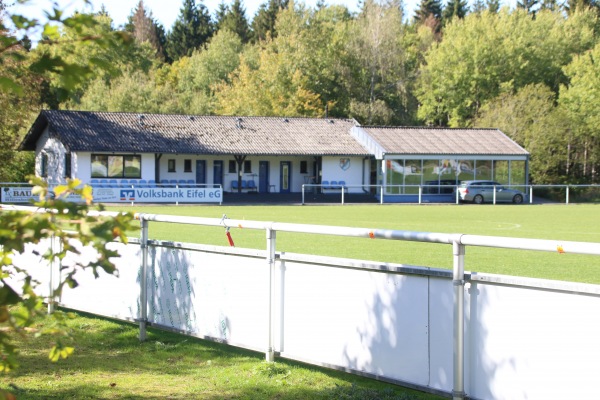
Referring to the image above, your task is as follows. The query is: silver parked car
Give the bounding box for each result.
[458,180,525,204]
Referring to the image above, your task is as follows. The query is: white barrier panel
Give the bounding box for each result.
[59,242,140,321]
[279,260,433,386]
[466,281,600,400]
[147,246,268,350]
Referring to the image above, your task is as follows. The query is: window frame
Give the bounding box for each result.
[300,160,308,174]
[65,153,71,178]
[243,160,252,173]
[228,160,236,174]
[168,159,176,173]
[184,159,192,173]
[91,154,142,179]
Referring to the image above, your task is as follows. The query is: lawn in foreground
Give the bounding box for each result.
[0,311,441,400]
[108,203,600,284]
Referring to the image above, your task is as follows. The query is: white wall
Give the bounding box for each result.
[321,156,368,193]
[35,128,68,185]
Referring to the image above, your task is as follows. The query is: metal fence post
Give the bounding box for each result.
[566,185,570,204]
[341,185,345,205]
[301,185,305,205]
[266,226,277,362]
[48,234,56,314]
[452,237,466,400]
[530,185,533,204]
[139,216,149,341]
[418,186,422,204]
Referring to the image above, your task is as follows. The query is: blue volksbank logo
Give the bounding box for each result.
[120,189,135,201]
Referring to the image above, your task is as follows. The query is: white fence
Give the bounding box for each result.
[7,208,600,400]
[301,184,600,204]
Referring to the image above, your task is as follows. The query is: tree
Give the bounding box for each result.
[414,0,443,23]
[28,12,145,106]
[346,0,418,125]
[560,42,600,183]
[443,0,469,21]
[215,0,251,43]
[129,0,166,59]
[475,84,571,184]
[517,0,540,14]
[0,3,138,392]
[0,180,136,375]
[251,0,289,42]
[486,0,501,13]
[416,8,597,126]
[166,0,214,61]
[471,0,487,14]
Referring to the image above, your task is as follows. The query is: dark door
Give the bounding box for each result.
[280,161,291,193]
[196,160,206,186]
[213,160,223,188]
[259,161,269,193]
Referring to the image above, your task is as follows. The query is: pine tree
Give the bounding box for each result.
[166,0,214,61]
[517,0,539,14]
[251,0,289,42]
[566,0,599,14]
[471,0,486,13]
[216,0,251,43]
[414,0,443,22]
[127,1,167,60]
[443,0,469,21]
[486,0,501,13]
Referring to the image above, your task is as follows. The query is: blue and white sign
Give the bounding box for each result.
[1,186,222,204]
[1,187,83,203]
[92,187,222,203]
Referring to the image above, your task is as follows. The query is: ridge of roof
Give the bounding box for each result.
[41,109,357,123]
[361,125,501,131]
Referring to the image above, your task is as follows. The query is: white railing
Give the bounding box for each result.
[301,183,600,205]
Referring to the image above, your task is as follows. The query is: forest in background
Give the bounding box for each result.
[1,0,600,185]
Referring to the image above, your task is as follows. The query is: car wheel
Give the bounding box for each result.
[473,194,484,204]
[513,194,523,204]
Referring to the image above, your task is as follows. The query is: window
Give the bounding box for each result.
[91,154,141,178]
[300,161,308,174]
[65,153,71,178]
[168,159,176,172]
[228,160,236,173]
[243,160,252,173]
[184,159,192,172]
[41,153,48,178]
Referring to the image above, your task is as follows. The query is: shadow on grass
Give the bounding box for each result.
[2,313,441,400]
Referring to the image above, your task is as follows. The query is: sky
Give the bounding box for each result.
[7,0,421,33]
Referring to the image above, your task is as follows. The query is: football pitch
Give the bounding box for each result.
[108,203,600,284]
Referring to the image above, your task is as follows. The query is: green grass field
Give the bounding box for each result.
[0,311,440,400]
[107,203,600,284]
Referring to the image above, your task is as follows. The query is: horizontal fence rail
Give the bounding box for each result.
[3,204,600,399]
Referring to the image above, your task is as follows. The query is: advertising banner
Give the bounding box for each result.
[92,187,222,203]
[1,186,222,204]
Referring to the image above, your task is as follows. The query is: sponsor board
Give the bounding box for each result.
[93,187,222,203]
[1,187,84,203]
[1,187,222,204]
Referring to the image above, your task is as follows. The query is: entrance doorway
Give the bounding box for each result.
[196,160,206,186]
[280,161,291,193]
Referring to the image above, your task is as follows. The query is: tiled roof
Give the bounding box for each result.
[20,111,369,156]
[361,126,528,156]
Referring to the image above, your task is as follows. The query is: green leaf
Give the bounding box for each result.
[0,77,23,96]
